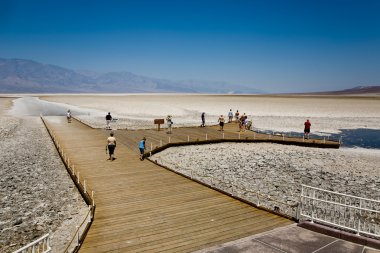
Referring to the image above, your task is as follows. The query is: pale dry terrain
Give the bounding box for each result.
[0,98,88,253]
[41,94,380,133]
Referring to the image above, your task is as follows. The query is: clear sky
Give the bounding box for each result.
[0,0,379,93]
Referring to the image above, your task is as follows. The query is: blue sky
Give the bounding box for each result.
[0,0,379,92]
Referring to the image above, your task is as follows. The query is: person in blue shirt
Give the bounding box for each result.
[139,137,146,161]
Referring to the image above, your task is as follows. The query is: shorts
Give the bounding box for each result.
[108,144,116,155]
[304,128,310,133]
[219,122,224,127]
[139,148,145,154]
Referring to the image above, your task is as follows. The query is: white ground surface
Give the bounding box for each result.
[40,94,380,134]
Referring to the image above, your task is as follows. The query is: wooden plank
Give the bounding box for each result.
[43,116,298,253]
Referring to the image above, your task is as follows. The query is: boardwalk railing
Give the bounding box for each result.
[300,184,380,238]
[40,116,96,253]
[151,160,300,220]
[13,234,51,253]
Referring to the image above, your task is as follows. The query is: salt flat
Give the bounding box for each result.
[3,94,380,252]
[41,94,380,134]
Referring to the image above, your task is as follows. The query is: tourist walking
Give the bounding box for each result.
[235,110,239,122]
[66,110,72,123]
[218,115,225,131]
[228,109,233,123]
[304,119,311,139]
[106,132,116,161]
[139,137,146,161]
[105,112,112,130]
[166,115,173,134]
[201,112,205,127]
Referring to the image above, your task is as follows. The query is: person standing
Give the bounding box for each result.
[166,115,173,134]
[218,115,225,131]
[201,112,205,127]
[304,119,311,139]
[139,137,146,161]
[66,110,72,123]
[228,109,233,123]
[235,110,240,122]
[107,132,116,161]
[105,112,112,130]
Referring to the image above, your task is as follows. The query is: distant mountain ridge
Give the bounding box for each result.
[0,58,262,94]
[310,86,380,95]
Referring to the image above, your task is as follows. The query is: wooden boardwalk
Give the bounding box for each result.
[42,117,338,253]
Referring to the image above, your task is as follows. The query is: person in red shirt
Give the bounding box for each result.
[304,119,311,139]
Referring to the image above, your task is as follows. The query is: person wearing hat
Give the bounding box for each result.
[107,132,116,161]
[139,137,146,161]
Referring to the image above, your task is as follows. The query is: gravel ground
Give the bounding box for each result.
[151,143,380,216]
[0,100,88,253]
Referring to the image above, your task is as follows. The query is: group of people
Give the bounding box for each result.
[101,110,311,161]
[202,109,250,132]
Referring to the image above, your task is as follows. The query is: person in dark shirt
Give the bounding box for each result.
[201,112,205,127]
[105,112,112,130]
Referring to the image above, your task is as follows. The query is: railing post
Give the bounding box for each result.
[169,137,171,143]
[150,142,153,151]
[77,172,80,184]
[257,191,260,206]
[324,137,326,144]
[92,191,95,206]
[311,189,315,223]
[88,205,92,222]
[72,165,75,175]
[76,226,80,246]
[205,134,208,140]
[357,199,362,235]
[222,133,225,139]
[84,180,87,193]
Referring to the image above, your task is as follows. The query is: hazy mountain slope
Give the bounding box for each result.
[0,58,262,94]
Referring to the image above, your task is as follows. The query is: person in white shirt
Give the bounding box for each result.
[107,132,116,161]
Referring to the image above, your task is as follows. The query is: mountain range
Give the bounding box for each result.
[0,58,262,94]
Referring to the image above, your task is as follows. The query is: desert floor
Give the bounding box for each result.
[0,97,88,253]
[2,94,380,252]
[39,94,380,134]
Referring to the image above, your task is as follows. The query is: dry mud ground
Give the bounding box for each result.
[0,98,88,253]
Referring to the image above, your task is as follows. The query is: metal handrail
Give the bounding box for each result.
[300,184,380,238]
[301,184,380,203]
[13,233,51,253]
